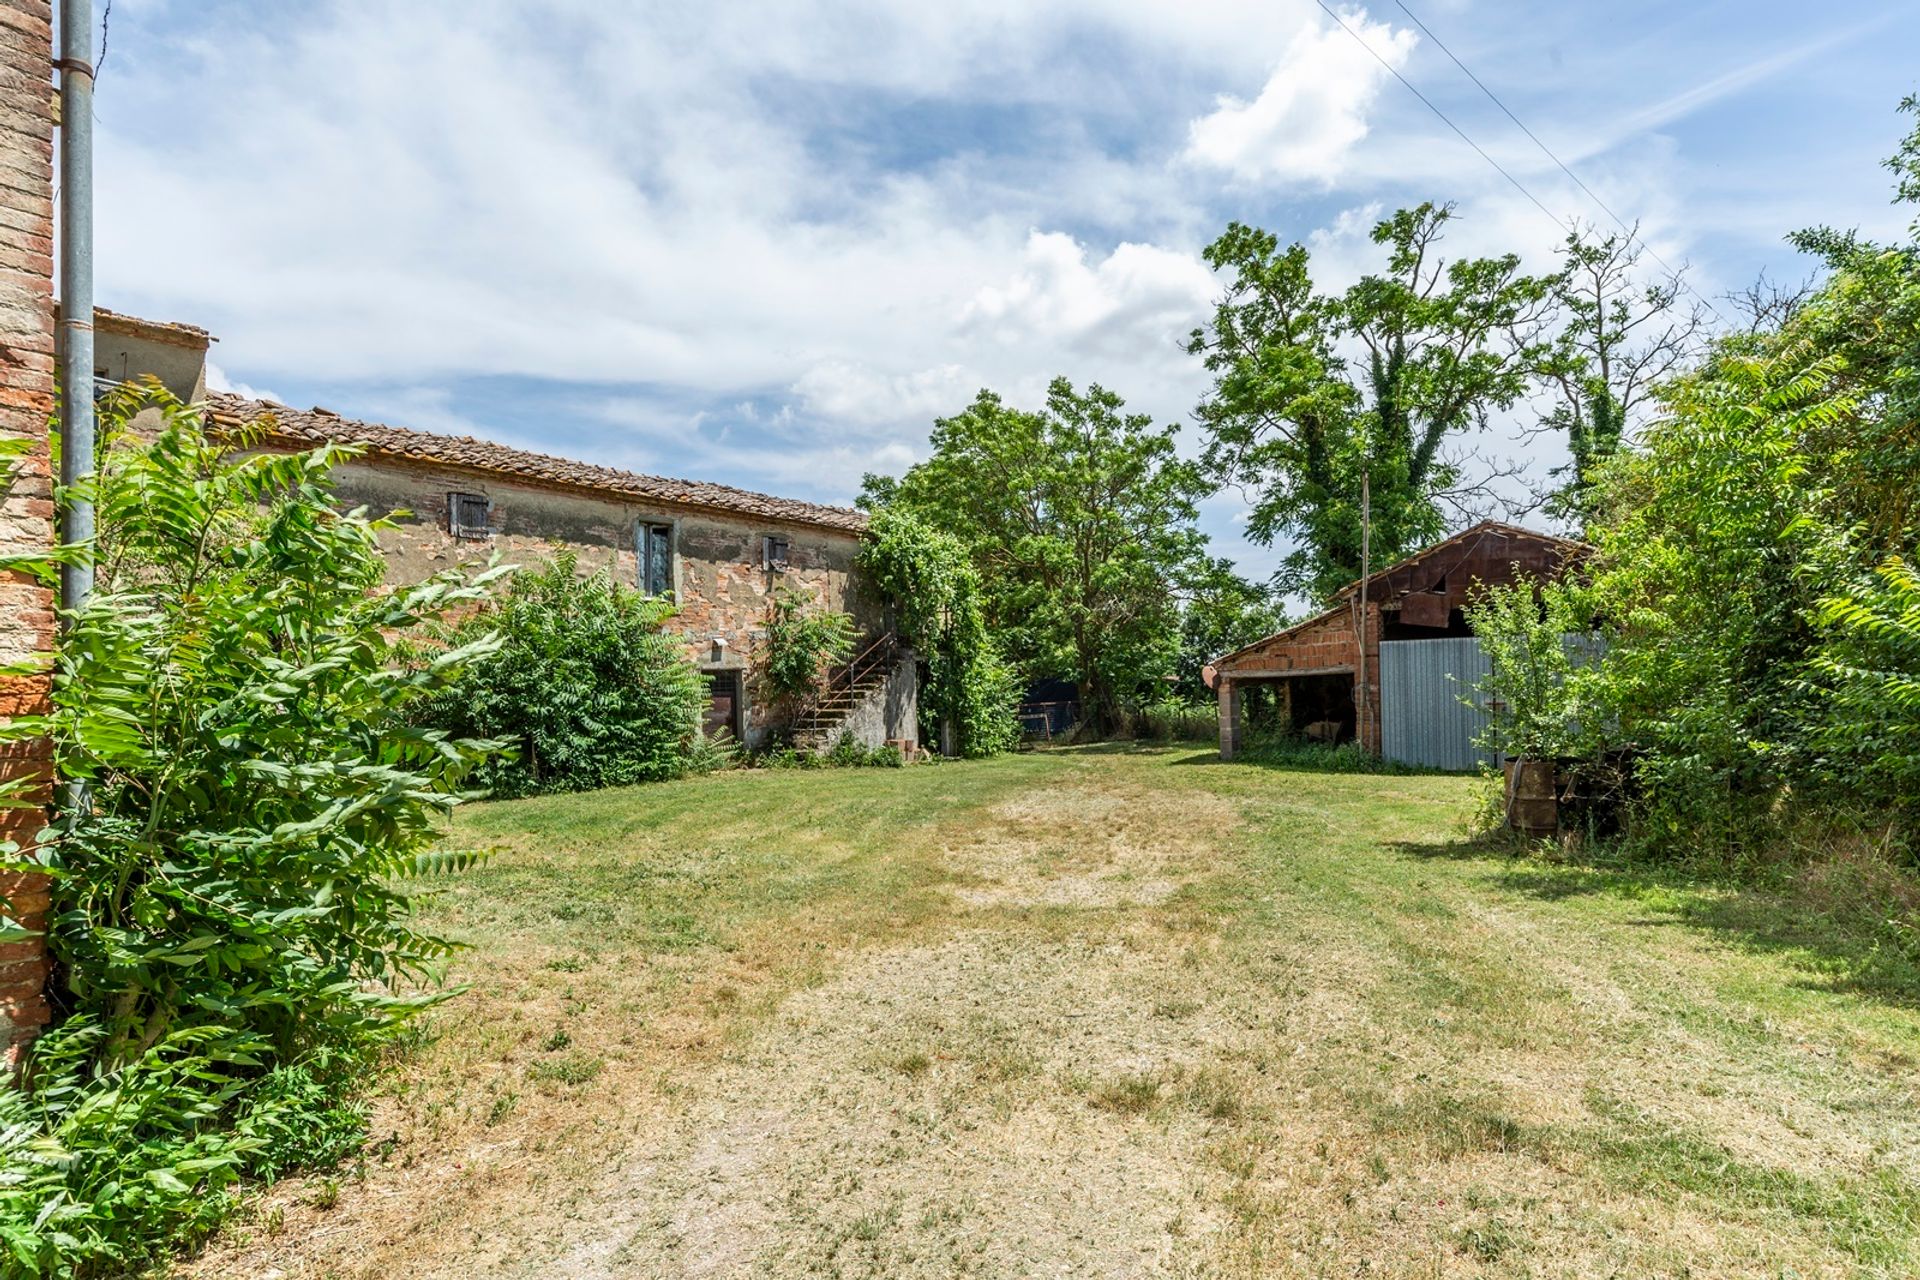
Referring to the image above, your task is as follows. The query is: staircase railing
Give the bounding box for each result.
[797,631,900,729]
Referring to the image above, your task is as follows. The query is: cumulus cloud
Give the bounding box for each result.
[203,361,281,406]
[1184,8,1415,185]
[964,232,1216,359]
[88,0,1886,569]
[790,361,974,430]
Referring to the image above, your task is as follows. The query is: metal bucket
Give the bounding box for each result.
[1504,758,1558,838]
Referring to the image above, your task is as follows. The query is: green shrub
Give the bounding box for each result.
[761,585,856,705]
[1813,557,1920,828]
[409,552,710,797]
[1235,736,1434,775]
[0,388,502,1275]
[760,733,905,770]
[1463,577,1600,762]
[1126,698,1217,742]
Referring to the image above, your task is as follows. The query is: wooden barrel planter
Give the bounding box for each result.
[1504,758,1558,838]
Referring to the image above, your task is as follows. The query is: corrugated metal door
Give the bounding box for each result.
[1379,637,1495,771]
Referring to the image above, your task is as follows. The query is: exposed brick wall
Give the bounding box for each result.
[317,456,883,749]
[0,0,56,1067]
[1214,602,1382,757]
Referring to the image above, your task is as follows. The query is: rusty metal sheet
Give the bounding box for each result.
[1398,590,1450,629]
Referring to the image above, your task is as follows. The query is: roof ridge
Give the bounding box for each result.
[202,391,868,534]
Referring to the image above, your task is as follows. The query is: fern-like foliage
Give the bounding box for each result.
[0,384,508,1276]
[1814,557,1920,822]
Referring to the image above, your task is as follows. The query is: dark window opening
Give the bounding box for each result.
[448,492,491,539]
[640,523,673,596]
[703,669,743,742]
[763,535,791,572]
[1382,606,1474,641]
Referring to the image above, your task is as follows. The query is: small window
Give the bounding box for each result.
[449,492,491,539]
[640,523,673,596]
[763,535,791,572]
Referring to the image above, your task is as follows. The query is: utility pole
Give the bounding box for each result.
[1354,467,1371,750]
[56,0,95,625]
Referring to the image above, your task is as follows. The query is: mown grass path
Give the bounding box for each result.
[187,748,1920,1278]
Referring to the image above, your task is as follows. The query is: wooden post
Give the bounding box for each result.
[1217,677,1240,761]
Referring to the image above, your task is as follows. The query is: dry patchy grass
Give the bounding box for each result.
[184,747,1920,1279]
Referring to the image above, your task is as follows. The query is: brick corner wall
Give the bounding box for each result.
[0,0,57,1069]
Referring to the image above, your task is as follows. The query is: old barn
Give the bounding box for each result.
[1211,522,1586,770]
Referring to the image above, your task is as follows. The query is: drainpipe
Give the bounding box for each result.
[56,1,94,816]
[56,0,95,624]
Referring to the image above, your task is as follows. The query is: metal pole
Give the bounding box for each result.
[1355,468,1371,750]
[57,1,95,817]
[57,0,95,621]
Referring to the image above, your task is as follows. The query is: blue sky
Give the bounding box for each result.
[88,0,1920,585]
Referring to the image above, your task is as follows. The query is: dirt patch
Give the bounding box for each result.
[948,784,1235,911]
[517,930,1249,1278]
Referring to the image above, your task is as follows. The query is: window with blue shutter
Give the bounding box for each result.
[640,523,673,596]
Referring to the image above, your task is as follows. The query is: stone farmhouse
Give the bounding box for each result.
[83,309,918,752]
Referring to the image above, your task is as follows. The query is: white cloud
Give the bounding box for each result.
[1184,8,1415,184]
[203,361,281,405]
[963,232,1216,363]
[790,361,974,430]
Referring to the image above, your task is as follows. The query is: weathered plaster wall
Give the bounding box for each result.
[833,648,920,750]
[0,0,55,1066]
[82,323,206,402]
[326,457,884,747]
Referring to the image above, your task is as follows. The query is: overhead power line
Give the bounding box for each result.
[1314,0,1726,323]
[1310,0,1562,231]
[1388,0,1722,320]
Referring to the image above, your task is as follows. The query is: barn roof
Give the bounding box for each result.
[1212,520,1588,671]
[1325,520,1587,606]
[205,391,870,534]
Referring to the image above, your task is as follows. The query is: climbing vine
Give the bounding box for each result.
[857,508,1019,757]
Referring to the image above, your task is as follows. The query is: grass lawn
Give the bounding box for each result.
[187,747,1920,1278]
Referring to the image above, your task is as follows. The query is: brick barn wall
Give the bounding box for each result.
[0,0,56,1066]
[1213,601,1383,757]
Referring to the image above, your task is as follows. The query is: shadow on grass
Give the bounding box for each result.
[1394,834,1920,1010]
[1169,743,1466,777]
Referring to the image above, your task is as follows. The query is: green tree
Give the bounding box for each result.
[1172,557,1285,701]
[761,585,856,705]
[1189,202,1552,600]
[1532,225,1702,528]
[1567,99,1920,859]
[856,508,1020,756]
[870,377,1210,733]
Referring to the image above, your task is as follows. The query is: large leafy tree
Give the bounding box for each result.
[867,377,1210,732]
[1569,100,1920,853]
[1531,224,1702,528]
[1189,202,1552,600]
[1173,557,1286,701]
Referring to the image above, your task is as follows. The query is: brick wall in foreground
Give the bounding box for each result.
[0,0,56,1068]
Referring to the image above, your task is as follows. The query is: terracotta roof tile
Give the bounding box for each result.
[58,305,215,350]
[205,392,868,534]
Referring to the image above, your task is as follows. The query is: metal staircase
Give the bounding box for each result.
[791,631,901,744]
